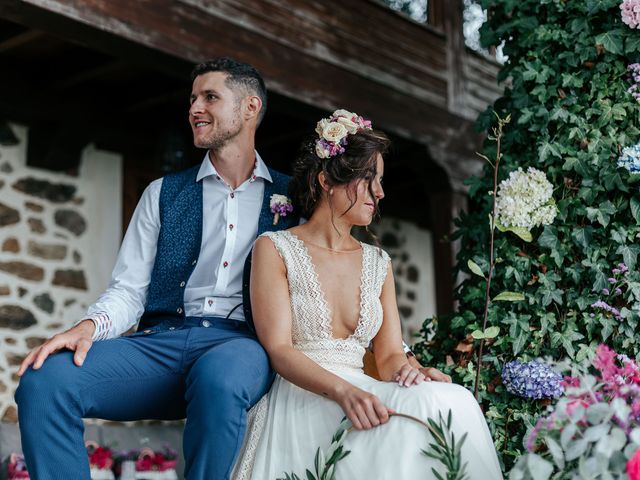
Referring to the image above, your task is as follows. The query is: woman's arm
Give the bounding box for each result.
[372,261,425,385]
[373,260,451,384]
[250,236,391,430]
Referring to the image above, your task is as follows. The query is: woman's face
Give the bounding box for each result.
[332,153,385,226]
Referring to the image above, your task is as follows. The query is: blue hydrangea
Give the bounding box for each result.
[617,144,640,174]
[501,360,564,399]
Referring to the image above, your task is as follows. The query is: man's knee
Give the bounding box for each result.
[15,352,77,409]
[188,339,271,404]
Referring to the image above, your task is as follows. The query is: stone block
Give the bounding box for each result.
[1,238,19,253]
[27,218,45,234]
[33,293,54,313]
[12,177,76,203]
[25,337,47,349]
[52,269,87,290]
[0,305,37,330]
[24,201,44,212]
[0,261,44,281]
[54,209,86,236]
[0,203,19,227]
[27,240,67,260]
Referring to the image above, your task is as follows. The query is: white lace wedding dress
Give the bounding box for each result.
[232,231,503,480]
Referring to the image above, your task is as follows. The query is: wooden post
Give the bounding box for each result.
[429,191,468,315]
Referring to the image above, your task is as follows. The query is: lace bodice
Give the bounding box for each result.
[261,230,390,371]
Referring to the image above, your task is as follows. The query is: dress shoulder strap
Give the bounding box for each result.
[361,243,391,297]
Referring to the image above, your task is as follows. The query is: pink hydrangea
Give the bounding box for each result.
[621,0,640,28]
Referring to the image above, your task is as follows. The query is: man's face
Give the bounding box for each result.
[189,71,243,150]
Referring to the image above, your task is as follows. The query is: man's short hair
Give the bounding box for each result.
[191,57,267,124]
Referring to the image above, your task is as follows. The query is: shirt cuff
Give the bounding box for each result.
[76,313,112,341]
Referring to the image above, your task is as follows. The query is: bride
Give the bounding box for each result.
[233,110,503,479]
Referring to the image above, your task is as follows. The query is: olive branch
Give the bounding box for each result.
[277,409,467,480]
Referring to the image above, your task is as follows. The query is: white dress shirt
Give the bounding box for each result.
[85,152,272,340]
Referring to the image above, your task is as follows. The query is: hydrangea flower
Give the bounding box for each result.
[621,0,640,28]
[501,360,564,399]
[628,64,640,103]
[495,167,557,229]
[618,143,640,174]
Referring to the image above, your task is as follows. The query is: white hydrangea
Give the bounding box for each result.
[495,167,557,229]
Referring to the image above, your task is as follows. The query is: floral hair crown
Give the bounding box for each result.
[315,109,372,159]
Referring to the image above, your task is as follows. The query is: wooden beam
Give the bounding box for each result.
[0,28,42,52]
[52,60,126,90]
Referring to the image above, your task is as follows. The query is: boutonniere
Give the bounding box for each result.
[270,194,293,225]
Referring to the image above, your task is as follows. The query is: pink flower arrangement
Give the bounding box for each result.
[629,449,640,480]
[7,453,29,480]
[314,109,372,159]
[86,442,114,470]
[621,0,640,28]
[511,345,640,477]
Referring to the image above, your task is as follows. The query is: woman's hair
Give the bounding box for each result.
[289,129,390,220]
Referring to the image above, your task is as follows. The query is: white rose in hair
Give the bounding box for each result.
[315,142,330,158]
[321,122,348,143]
[315,118,330,137]
[335,116,359,134]
[332,109,356,119]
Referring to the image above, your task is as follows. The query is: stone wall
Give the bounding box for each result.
[0,124,122,422]
[373,218,437,345]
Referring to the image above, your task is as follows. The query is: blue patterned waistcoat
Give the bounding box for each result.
[138,163,297,331]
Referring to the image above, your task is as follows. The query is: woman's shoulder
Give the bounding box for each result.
[361,241,391,263]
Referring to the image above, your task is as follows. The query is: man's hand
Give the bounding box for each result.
[17,320,96,376]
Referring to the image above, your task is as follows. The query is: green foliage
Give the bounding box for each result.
[420,410,470,480]
[413,0,640,473]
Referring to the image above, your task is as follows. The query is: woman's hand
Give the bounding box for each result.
[419,366,452,383]
[392,363,426,387]
[335,385,392,430]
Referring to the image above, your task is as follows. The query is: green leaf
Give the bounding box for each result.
[493,291,525,302]
[471,329,485,340]
[571,227,592,249]
[467,259,485,278]
[631,197,640,225]
[595,30,623,55]
[483,326,500,339]
[526,453,554,480]
[616,244,640,271]
[626,35,640,54]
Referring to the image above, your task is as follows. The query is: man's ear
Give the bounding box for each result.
[244,96,262,121]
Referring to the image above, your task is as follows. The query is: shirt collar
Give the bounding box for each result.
[196,150,273,183]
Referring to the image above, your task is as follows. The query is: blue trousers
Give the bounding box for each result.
[15,317,274,480]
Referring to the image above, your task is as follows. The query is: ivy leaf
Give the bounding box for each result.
[595,30,624,55]
[538,141,562,162]
[471,329,485,340]
[625,35,640,54]
[496,221,533,242]
[512,330,528,356]
[467,259,485,278]
[631,197,640,225]
[616,244,640,271]
[493,291,525,302]
[483,326,500,339]
[571,227,593,249]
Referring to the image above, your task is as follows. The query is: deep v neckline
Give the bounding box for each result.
[284,230,367,341]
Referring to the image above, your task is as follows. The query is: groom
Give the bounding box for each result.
[15,57,298,480]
